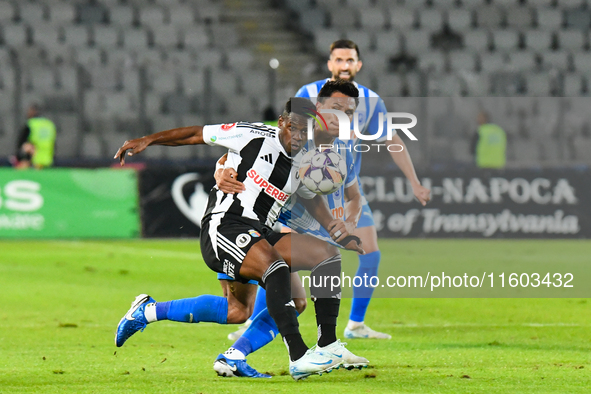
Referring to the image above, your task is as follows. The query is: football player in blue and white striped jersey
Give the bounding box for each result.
[295,40,432,339]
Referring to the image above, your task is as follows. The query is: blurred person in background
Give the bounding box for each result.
[471,111,507,169]
[13,104,57,169]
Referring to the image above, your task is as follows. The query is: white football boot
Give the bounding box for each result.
[227,320,251,341]
[344,323,392,339]
[316,340,369,370]
[289,348,342,380]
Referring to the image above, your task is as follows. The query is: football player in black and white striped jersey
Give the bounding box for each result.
[113,97,366,380]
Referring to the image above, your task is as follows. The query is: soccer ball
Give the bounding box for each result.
[298,148,347,195]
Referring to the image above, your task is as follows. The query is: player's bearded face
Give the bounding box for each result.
[328,48,362,81]
[317,92,356,138]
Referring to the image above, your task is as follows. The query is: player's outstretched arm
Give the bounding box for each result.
[114,125,205,166]
[387,134,431,206]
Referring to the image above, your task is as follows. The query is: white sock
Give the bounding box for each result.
[144,303,158,323]
[223,347,246,360]
[347,320,363,330]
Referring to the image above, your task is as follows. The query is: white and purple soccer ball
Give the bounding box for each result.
[298,148,347,195]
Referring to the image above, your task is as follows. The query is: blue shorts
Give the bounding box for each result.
[217,273,258,285]
[358,203,375,228]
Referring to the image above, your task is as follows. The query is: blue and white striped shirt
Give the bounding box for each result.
[295,79,391,177]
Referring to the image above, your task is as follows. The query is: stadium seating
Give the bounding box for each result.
[18,3,47,24]
[358,8,388,30]
[563,73,584,95]
[375,31,402,54]
[0,1,16,23]
[572,136,591,163]
[169,5,197,26]
[536,8,563,29]
[48,3,77,25]
[491,29,521,51]
[506,51,536,71]
[390,8,416,31]
[31,23,61,49]
[404,30,432,54]
[81,133,104,159]
[448,8,473,31]
[556,29,587,51]
[419,8,445,31]
[464,30,490,51]
[523,30,554,51]
[105,4,132,26]
[54,113,81,158]
[63,25,91,48]
[2,24,28,47]
[449,51,477,72]
[0,0,588,168]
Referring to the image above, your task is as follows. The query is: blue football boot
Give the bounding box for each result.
[213,354,272,378]
[115,294,155,347]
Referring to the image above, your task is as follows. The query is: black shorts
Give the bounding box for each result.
[200,214,288,284]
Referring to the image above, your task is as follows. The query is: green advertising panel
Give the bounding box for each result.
[0,168,140,238]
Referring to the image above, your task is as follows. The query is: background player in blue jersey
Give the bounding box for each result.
[214,81,371,377]
[294,39,432,339]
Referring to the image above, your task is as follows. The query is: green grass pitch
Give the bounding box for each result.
[0,239,590,393]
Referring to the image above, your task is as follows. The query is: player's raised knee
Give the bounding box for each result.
[293,297,307,314]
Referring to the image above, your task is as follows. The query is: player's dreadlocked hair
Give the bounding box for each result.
[318,79,359,108]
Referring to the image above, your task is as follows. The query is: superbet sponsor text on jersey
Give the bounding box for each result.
[247,169,290,203]
[202,122,295,227]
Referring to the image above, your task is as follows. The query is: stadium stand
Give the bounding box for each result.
[0,0,590,167]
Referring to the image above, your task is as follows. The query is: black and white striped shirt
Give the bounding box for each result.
[202,122,295,227]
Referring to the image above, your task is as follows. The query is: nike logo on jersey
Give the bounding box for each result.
[285,300,296,308]
[260,153,273,164]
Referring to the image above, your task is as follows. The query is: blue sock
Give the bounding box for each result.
[232,307,299,357]
[249,286,267,321]
[155,295,228,324]
[349,251,381,323]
